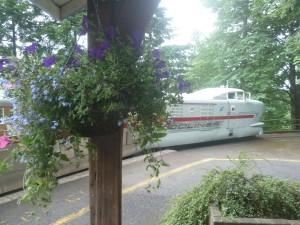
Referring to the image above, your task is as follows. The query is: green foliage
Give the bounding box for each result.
[0,3,193,207]
[163,153,300,225]
[0,0,43,56]
[144,149,170,192]
[189,0,300,128]
[0,9,189,207]
[146,7,195,86]
[161,44,195,79]
[0,0,86,57]
[145,7,173,47]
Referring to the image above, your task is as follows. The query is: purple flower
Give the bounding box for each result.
[105,26,117,39]
[96,49,104,60]
[51,121,59,129]
[74,45,83,54]
[4,59,17,71]
[160,71,169,79]
[130,30,143,54]
[80,16,88,36]
[43,56,56,67]
[72,58,80,66]
[67,59,81,69]
[0,57,7,64]
[3,82,15,89]
[59,68,66,76]
[39,117,48,123]
[57,96,64,101]
[130,30,143,45]
[88,44,107,60]
[154,60,166,69]
[25,43,37,53]
[62,102,72,107]
[155,70,169,79]
[177,75,184,82]
[178,82,185,92]
[0,57,9,71]
[152,49,161,59]
[8,64,16,71]
[30,84,38,92]
[165,120,171,126]
[88,47,96,58]
[100,41,110,51]
[21,117,29,126]
[177,75,192,93]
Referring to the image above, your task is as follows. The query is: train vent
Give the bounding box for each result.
[169,105,183,117]
[200,105,214,116]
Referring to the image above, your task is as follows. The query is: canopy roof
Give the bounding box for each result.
[30,0,160,38]
[30,0,86,20]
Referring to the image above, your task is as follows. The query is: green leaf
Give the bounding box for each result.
[151,132,167,139]
[60,154,70,162]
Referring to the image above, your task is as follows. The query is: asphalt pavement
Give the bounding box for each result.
[0,132,300,225]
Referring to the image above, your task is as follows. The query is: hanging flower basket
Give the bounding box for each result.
[0,17,191,207]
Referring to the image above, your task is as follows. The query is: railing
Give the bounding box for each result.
[262,119,300,132]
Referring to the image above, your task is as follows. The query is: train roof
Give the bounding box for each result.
[183,88,244,102]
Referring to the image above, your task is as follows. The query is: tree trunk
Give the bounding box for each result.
[89,128,123,225]
[290,84,300,130]
[289,64,300,130]
[12,20,17,57]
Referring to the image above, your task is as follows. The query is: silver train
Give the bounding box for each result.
[0,88,264,195]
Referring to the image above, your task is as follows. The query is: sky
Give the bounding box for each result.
[159,0,217,45]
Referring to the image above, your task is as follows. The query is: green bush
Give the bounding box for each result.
[163,153,300,225]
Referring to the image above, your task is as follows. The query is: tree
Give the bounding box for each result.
[1,1,186,225]
[145,7,173,47]
[161,44,195,80]
[0,0,86,58]
[189,0,300,129]
[145,7,195,83]
[0,0,44,56]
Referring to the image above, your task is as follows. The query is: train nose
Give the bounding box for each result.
[257,101,265,119]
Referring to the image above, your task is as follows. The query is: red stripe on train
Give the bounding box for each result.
[173,115,255,122]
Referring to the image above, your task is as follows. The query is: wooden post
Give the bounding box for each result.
[86,0,160,224]
[89,129,123,225]
[87,1,123,224]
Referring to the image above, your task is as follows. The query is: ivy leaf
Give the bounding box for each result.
[60,154,69,162]
[151,132,167,139]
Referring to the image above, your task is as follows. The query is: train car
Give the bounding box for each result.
[152,87,264,148]
[0,87,264,195]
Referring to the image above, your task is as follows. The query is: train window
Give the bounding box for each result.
[245,92,251,100]
[237,92,244,100]
[228,92,236,99]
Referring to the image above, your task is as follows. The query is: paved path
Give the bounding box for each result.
[0,133,299,225]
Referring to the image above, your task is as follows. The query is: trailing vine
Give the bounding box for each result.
[0,16,191,207]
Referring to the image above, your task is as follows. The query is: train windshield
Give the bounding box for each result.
[237,92,244,100]
[227,91,244,100]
